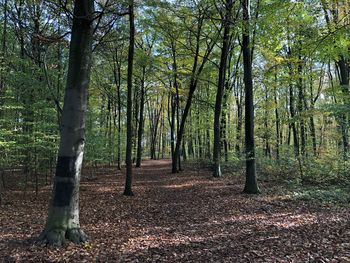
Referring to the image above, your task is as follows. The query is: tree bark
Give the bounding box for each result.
[136,67,146,167]
[213,0,232,177]
[0,0,8,111]
[274,72,280,160]
[297,52,306,157]
[40,0,94,246]
[288,47,299,157]
[124,1,135,196]
[337,57,349,158]
[242,0,260,194]
[234,77,243,155]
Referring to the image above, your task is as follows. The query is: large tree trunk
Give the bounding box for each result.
[40,0,94,246]
[242,0,260,194]
[213,0,232,177]
[124,0,135,196]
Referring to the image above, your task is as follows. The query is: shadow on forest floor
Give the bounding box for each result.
[0,159,350,262]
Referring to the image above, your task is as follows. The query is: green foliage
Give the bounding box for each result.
[291,187,350,204]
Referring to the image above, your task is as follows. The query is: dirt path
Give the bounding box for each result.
[0,159,350,262]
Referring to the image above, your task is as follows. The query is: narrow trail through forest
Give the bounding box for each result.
[0,159,350,262]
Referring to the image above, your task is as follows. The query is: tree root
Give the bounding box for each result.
[40,228,88,247]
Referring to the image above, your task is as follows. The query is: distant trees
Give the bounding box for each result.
[168,1,219,173]
[1,1,350,245]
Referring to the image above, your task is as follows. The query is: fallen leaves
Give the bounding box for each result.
[0,159,350,262]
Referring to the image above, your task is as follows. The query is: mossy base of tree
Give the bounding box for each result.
[40,227,88,246]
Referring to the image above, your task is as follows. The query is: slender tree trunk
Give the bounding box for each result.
[235,77,243,155]
[308,65,318,156]
[213,0,232,177]
[297,52,306,157]
[221,97,229,162]
[136,67,145,167]
[168,41,180,168]
[197,109,203,159]
[117,71,122,170]
[169,92,176,161]
[288,48,299,157]
[206,128,211,160]
[161,113,166,158]
[337,58,349,157]
[242,0,259,194]
[263,85,270,158]
[274,72,280,160]
[124,1,135,196]
[206,84,211,160]
[182,140,187,161]
[40,0,94,246]
[172,12,216,173]
[112,52,122,171]
[0,0,8,112]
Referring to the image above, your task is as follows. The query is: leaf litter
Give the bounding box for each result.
[0,159,350,262]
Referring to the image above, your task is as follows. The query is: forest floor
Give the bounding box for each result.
[0,159,350,262]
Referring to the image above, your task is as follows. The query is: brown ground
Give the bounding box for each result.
[0,159,350,262]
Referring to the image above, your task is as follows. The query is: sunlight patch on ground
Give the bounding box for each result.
[219,212,345,231]
[85,186,115,193]
[161,183,195,189]
[120,233,198,253]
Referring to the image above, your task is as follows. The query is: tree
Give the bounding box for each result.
[213,0,233,177]
[124,0,135,196]
[242,0,259,194]
[171,2,219,173]
[40,0,94,246]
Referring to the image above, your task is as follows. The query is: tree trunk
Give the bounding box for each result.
[0,0,8,114]
[40,0,94,246]
[337,58,349,158]
[274,72,280,160]
[168,92,176,162]
[221,99,229,162]
[112,50,122,170]
[297,52,306,157]
[235,77,243,155]
[172,11,216,173]
[288,47,299,157]
[136,67,145,167]
[213,0,232,177]
[124,1,135,196]
[117,64,122,170]
[242,0,260,194]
